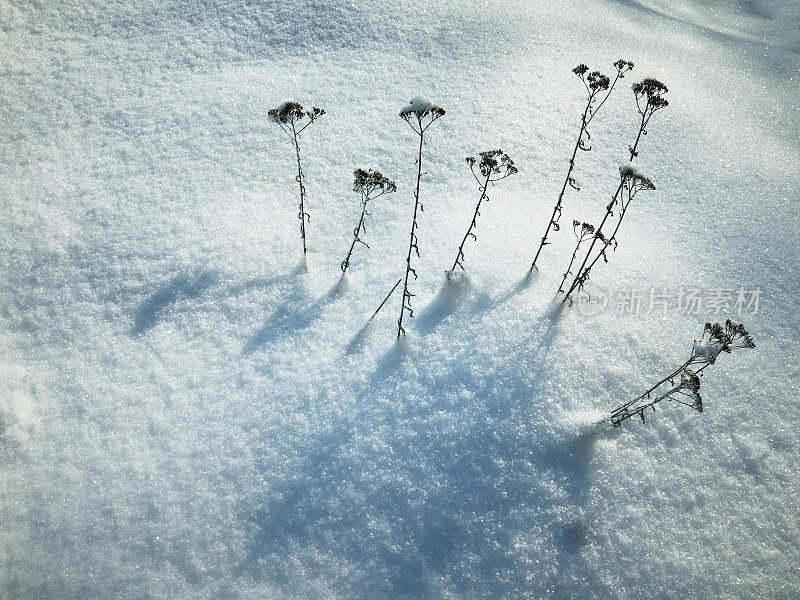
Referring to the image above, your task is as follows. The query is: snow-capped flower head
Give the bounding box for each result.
[619,162,655,191]
[399,97,445,121]
[352,168,396,198]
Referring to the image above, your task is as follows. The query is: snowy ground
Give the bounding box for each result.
[1,0,799,598]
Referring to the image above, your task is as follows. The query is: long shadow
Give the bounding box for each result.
[215,272,297,299]
[227,306,605,598]
[131,268,219,334]
[479,308,607,598]
[242,275,343,354]
[130,264,308,336]
[476,270,537,313]
[231,422,355,582]
[227,385,602,599]
[414,273,477,335]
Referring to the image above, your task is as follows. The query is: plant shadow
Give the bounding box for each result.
[477,270,537,313]
[229,341,604,598]
[130,268,220,334]
[415,272,476,335]
[242,268,343,354]
[345,321,372,355]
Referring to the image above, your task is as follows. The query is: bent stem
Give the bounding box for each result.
[609,320,754,426]
[370,278,402,324]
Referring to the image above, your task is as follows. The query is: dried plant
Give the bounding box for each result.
[368,278,402,325]
[608,320,755,427]
[560,78,668,303]
[557,164,656,297]
[556,220,601,294]
[449,150,517,276]
[268,101,325,257]
[347,278,402,353]
[341,169,396,274]
[529,60,633,272]
[397,97,446,338]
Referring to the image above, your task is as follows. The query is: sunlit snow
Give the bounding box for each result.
[1,0,798,598]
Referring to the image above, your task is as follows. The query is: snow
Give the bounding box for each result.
[399,96,442,118]
[619,161,649,181]
[693,342,722,363]
[1,0,799,598]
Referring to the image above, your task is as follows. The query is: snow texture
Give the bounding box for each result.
[1,0,799,599]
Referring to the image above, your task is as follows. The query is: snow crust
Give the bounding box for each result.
[1,0,799,598]
[694,342,722,363]
[400,96,442,117]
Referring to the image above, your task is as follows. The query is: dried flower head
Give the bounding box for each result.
[613,59,634,76]
[467,149,517,179]
[573,64,589,77]
[573,220,595,237]
[587,71,611,92]
[682,369,701,392]
[268,101,325,126]
[680,369,703,411]
[632,78,669,112]
[704,319,756,353]
[353,168,397,197]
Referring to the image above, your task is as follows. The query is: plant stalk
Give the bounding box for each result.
[560,107,649,302]
[398,126,425,338]
[291,122,308,256]
[341,193,368,273]
[451,172,491,273]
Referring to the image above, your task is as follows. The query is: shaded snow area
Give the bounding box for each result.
[1,0,799,598]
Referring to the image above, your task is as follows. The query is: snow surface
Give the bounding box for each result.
[1,0,799,598]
